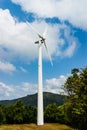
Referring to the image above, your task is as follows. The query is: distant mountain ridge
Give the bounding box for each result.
[0,92,66,107]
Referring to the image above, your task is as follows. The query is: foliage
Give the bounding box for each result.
[0,105,6,124]
[44,103,65,124]
[5,105,14,124]
[64,67,87,130]
[44,103,58,123]
[1,100,37,124]
[0,100,65,125]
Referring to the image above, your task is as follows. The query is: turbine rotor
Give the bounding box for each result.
[26,21,53,66]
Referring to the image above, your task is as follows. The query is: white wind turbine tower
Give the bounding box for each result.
[26,22,53,125]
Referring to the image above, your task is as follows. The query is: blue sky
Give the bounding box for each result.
[0,0,87,100]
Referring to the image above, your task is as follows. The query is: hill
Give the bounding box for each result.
[0,92,66,107]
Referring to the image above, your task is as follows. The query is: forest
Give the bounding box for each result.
[0,67,87,130]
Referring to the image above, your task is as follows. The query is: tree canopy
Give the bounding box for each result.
[64,67,87,130]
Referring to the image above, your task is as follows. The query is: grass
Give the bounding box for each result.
[0,123,74,130]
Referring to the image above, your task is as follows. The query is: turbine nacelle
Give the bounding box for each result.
[35,37,45,44]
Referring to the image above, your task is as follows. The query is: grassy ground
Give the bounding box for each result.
[0,123,74,130]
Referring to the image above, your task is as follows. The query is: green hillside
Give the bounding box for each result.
[0,92,65,107]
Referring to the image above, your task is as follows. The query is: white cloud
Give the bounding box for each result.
[63,41,76,57]
[0,82,14,100]
[0,9,77,63]
[55,24,78,58]
[0,75,67,100]
[22,82,37,94]
[12,0,87,30]
[0,82,37,100]
[0,61,16,74]
[44,75,67,94]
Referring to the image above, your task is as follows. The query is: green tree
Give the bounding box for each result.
[23,105,37,123]
[64,67,87,130]
[44,103,58,123]
[5,105,14,124]
[0,105,6,124]
[44,103,65,123]
[13,100,25,124]
[56,105,65,124]
[4,100,37,124]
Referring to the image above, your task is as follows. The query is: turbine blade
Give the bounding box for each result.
[26,21,42,38]
[44,42,53,66]
[35,41,39,44]
[43,27,48,38]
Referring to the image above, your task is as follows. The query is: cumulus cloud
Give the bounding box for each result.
[22,82,37,94]
[63,41,76,57]
[0,61,16,74]
[0,75,67,100]
[0,9,77,62]
[0,82,14,100]
[0,82,37,100]
[12,0,87,30]
[44,75,67,94]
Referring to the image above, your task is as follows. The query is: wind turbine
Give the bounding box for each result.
[26,21,53,125]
